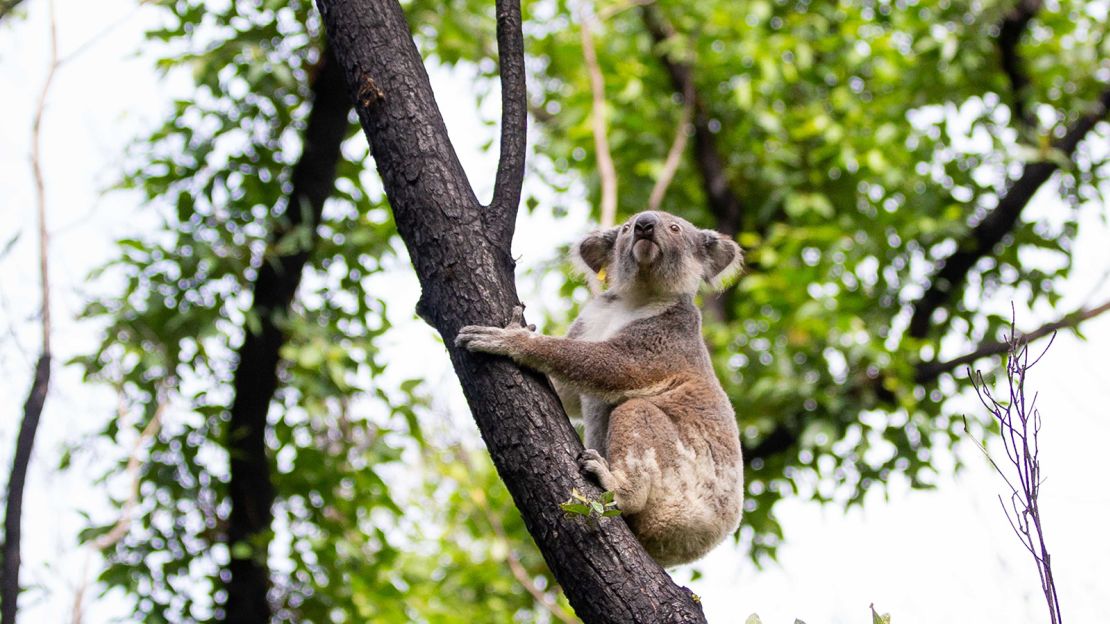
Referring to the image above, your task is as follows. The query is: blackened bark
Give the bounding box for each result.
[1,355,50,624]
[222,47,350,623]
[907,85,1110,339]
[313,0,707,621]
[488,0,528,250]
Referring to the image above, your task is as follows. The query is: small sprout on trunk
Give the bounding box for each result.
[560,488,621,525]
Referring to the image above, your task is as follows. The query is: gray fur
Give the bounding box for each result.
[456,210,744,567]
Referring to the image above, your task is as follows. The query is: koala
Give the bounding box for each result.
[455,210,744,567]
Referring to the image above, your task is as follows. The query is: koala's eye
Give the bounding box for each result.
[668,223,681,232]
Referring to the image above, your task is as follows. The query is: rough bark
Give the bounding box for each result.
[313,0,707,621]
[222,47,351,623]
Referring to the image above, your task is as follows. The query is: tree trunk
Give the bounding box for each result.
[222,47,351,623]
[1,355,51,624]
[313,0,707,621]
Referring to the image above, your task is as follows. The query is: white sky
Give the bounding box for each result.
[1,1,1108,623]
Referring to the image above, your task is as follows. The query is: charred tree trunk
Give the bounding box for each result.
[313,0,706,622]
[1,356,50,624]
[222,47,351,623]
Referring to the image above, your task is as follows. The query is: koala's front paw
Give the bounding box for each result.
[454,325,517,355]
[454,306,535,356]
[577,448,611,483]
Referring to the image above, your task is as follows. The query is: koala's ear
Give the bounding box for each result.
[574,228,619,275]
[700,230,744,290]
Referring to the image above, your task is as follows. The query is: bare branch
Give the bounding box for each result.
[70,386,168,624]
[968,311,1063,624]
[578,2,619,228]
[31,0,56,356]
[916,297,1110,382]
[596,0,653,21]
[488,0,528,249]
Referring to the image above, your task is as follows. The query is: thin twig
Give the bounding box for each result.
[31,0,57,357]
[596,0,654,21]
[647,83,693,212]
[967,307,1063,624]
[577,1,618,229]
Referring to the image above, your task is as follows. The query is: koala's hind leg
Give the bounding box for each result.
[578,399,674,515]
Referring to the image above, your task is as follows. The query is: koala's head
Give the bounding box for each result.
[574,211,743,297]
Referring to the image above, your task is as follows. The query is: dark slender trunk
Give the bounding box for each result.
[222,47,351,623]
[1,354,50,624]
[314,1,706,621]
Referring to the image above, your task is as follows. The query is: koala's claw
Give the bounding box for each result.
[577,448,610,481]
[509,305,527,328]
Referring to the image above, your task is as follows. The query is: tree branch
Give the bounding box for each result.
[578,2,619,229]
[907,83,1110,339]
[314,0,706,620]
[915,298,1110,382]
[488,0,528,249]
[222,46,351,624]
[641,4,743,236]
[647,82,693,212]
[2,5,56,621]
[997,0,1042,134]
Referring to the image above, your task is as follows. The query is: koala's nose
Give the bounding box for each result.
[634,213,658,239]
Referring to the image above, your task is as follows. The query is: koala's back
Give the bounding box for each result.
[568,296,744,565]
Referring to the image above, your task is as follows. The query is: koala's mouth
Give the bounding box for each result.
[631,238,660,265]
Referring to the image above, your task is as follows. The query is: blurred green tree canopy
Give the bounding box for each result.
[63,0,1107,621]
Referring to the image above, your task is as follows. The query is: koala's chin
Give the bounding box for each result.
[631,239,660,265]
[457,210,745,567]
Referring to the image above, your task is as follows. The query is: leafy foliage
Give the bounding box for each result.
[559,488,621,522]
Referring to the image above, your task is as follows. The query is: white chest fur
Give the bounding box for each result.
[574,296,672,342]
